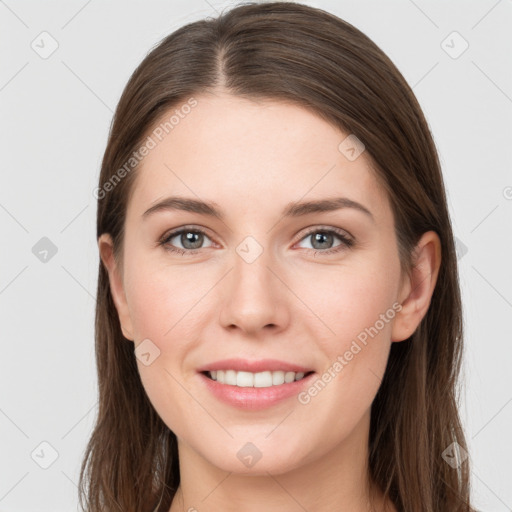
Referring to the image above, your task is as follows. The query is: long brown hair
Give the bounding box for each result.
[79,2,475,511]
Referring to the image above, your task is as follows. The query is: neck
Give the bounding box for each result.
[168,410,394,512]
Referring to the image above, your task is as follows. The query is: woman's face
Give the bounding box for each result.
[101,92,414,475]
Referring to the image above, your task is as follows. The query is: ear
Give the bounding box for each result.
[391,231,442,342]
[98,233,134,341]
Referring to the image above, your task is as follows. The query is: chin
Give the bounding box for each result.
[197,437,311,476]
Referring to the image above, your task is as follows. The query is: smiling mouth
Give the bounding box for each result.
[202,370,315,388]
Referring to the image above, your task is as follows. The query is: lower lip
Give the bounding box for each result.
[199,372,316,410]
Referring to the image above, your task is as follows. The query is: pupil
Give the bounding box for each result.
[179,231,334,251]
[183,232,203,249]
[312,232,332,249]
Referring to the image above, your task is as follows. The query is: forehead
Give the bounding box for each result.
[127,93,390,222]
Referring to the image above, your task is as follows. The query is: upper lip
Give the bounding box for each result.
[197,358,314,374]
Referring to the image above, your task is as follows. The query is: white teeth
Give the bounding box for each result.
[284,371,295,383]
[208,369,309,387]
[225,369,237,385]
[252,371,269,387]
[272,371,285,385]
[237,371,254,387]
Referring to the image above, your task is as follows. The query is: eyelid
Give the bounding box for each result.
[159,224,215,247]
[293,224,354,244]
[159,224,355,255]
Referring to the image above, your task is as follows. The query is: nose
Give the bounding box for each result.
[218,243,290,337]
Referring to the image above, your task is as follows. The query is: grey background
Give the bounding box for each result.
[1,0,511,510]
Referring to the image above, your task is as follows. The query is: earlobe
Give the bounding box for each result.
[98,233,134,341]
[391,231,442,342]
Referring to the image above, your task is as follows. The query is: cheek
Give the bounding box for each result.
[339,272,397,345]
[296,256,400,412]
[302,259,400,352]
[124,254,204,342]
[123,259,204,429]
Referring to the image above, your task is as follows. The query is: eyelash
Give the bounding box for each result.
[158,225,355,257]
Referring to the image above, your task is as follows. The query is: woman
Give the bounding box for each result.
[80,2,476,511]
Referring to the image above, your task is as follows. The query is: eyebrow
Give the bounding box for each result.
[142,196,374,222]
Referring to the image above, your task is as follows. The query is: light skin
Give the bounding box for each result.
[99,91,441,512]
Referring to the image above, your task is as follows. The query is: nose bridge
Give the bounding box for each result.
[234,237,273,291]
[219,234,288,333]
